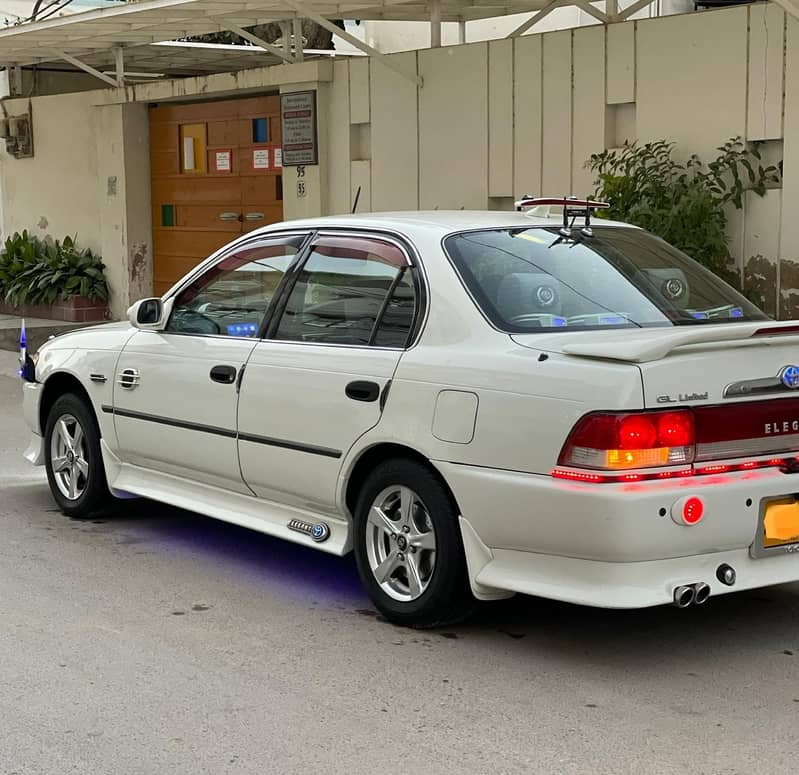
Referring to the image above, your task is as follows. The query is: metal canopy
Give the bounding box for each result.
[33,40,360,78]
[0,0,564,69]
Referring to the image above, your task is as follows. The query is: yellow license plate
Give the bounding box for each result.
[763,500,799,547]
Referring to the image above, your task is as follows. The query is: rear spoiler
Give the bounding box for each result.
[560,321,799,363]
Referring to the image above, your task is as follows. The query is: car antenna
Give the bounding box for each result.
[351,186,361,214]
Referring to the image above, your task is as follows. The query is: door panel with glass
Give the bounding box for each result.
[238,234,419,512]
[112,236,305,492]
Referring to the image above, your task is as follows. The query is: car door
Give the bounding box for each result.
[237,232,420,512]
[112,234,307,493]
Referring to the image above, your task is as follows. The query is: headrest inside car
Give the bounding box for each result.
[497,273,562,317]
[636,268,690,306]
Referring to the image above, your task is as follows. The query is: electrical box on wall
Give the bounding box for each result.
[0,109,34,159]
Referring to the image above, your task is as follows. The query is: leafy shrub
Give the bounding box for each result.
[0,231,108,307]
[587,138,781,292]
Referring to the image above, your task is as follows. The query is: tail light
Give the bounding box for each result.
[559,410,694,471]
[555,397,799,483]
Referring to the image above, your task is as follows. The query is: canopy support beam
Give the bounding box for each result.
[430,0,441,48]
[617,0,656,20]
[52,48,118,87]
[284,0,423,86]
[292,16,304,62]
[113,45,124,86]
[226,23,297,63]
[506,0,570,37]
[771,0,799,22]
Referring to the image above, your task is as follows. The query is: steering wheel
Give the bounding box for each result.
[172,309,222,335]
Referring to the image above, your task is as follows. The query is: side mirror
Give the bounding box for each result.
[127,297,167,330]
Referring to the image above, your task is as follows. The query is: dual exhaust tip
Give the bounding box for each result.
[673,582,711,608]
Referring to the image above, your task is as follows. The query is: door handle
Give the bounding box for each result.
[245,212,264,221]
[210,364,238,384]
[345,380,380,402]
[219,212,242,222]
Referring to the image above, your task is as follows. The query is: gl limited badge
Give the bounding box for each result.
[287,518,330,543]
[780,365,799,389]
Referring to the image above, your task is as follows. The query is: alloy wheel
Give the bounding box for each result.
[365,485,437,602]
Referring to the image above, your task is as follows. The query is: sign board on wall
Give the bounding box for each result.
[280,91,318,166]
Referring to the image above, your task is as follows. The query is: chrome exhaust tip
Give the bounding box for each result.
[693,582,711,605]
[673,585,695,608]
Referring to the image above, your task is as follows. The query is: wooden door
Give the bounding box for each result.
[150,96,284,296]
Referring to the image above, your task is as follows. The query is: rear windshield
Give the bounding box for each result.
[443,226,768,333]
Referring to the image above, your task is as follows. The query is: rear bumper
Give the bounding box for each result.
[438,461,799,605]
[473,545,799,608]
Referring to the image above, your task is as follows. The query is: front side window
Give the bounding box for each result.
[274,236,415,346]
[166,236,305,337]
[444,226,768,333]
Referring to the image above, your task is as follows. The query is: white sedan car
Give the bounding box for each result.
[20,200,799,626]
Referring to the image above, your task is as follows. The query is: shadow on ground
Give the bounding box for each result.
[73,495,799,673]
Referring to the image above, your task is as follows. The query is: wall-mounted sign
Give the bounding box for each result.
[214,149,232,172]
[274,148,282,169]
[253,148,270,170]
[280,90,318,166]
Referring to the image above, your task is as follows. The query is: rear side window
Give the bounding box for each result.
[274,236,416,347]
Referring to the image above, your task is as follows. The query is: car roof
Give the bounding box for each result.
[255,210,636,237]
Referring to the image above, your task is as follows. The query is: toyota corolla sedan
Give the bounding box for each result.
[19,200,799,627]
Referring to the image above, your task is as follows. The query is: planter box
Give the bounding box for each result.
[0,296,109,323]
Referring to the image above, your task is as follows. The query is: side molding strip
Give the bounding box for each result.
[101,405,342,459]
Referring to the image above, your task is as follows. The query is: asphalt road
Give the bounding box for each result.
[1,349,799,774]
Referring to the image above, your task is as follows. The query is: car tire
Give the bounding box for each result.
[353,458,474,628]
[44,392,110,519]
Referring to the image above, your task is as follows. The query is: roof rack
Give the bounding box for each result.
[514,196,610,240]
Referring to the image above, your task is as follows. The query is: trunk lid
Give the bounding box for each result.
[512,321,799,409]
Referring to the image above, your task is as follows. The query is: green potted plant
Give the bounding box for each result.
[0,232,109,322]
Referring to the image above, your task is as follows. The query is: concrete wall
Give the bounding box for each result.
[323,5,794,315]
[0,6,795,318]
[0,90,152,319]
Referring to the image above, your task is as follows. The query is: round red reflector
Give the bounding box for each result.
[657,412,694,447]
[618,415,657,449]
[683,497,704,525]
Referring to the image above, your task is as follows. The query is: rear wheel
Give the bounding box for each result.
[44,393,110,518]
[353,458,474,628]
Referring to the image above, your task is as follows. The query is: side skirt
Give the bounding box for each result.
[100,440,352,556]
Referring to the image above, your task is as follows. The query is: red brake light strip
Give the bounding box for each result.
[551,457,793,484]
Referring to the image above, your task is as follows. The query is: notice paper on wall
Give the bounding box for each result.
[274,148,282,168]
[253,149,270,169]
[215,149,232,172]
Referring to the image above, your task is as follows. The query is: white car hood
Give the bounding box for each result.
[41,320,135,351]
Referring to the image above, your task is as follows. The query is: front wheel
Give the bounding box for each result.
[353,459,474,628]
[44,393,110,518]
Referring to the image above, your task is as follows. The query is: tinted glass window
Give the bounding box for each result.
[166,237,304,337]
[275,237,412,346]
[444,226,767,333]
